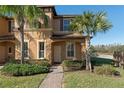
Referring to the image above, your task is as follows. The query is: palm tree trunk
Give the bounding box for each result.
[19,24,24,64]
[86,37,92,72]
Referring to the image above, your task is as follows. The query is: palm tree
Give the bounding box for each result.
[0,5,47,64]
[70,11,112,71]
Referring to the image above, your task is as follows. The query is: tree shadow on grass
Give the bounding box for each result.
[91,57,114,66]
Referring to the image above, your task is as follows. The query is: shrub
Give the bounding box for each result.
[37,59,51,67]
[7,59,18,64]
[1,63,49,76]
[95,65,119,76]
[26,59,51,67]
[62,60,85,71]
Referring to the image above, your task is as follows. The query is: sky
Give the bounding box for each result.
[55,5,124,45]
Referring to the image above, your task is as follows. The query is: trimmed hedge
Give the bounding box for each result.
[1,63,49,76]
[26,59,51,67]
[62,60,85,71]
[95,65,120,76]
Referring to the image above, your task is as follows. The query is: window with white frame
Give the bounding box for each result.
[66,42,75,57]
[38,42,44,58]
[24,41,29,58]
[63,19,70,31]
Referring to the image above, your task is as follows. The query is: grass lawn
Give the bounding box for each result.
[64,57,124,88]
[64,69,124,88]
[0,73,47,88]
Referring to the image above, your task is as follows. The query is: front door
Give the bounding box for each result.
[54,46,61,63]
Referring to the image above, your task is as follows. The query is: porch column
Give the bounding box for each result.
[46,39,52,64]
[81,41,86,61]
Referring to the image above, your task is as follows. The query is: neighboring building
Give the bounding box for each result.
[0,17,15,64]
[0,6,88,64]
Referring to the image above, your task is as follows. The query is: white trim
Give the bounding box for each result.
[37,40,46,59]
[24,40,29,59]
[66,42,76,59]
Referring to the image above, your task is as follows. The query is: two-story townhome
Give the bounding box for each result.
[0,17,15,64]
[0,6,88,64]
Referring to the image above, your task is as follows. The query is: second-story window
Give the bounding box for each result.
[8,20,14,32]
[63,19,70,31]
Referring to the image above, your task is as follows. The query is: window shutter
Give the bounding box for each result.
[60,18,63,31]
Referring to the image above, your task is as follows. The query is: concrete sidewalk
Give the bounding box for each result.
[39,65,64,88]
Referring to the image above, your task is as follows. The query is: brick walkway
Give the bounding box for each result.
[39,65,64,88]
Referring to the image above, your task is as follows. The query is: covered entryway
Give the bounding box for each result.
[0,35,15,64]
[54,45,61,63]
[51,32,87,64]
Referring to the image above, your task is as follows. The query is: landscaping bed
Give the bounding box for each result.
[1,59,50,76]
[62,60,85,71]
[63,57,124,88]
[25,59,51,67]
[1,63,49,76]
[94,65,120,76]
[0,59,50,87]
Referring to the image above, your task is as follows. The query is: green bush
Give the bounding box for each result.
[38,59,50,67]
[62,60,85,71]
[7,59,18,64]
[26,59,51,67]
[95,65,118,76]
[1,63,49,76]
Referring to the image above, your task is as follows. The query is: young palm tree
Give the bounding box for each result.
[0,5,47,64]
[70,11,112,71]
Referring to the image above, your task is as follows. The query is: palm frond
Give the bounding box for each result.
[70,11,112,37]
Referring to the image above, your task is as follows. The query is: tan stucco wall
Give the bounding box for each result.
[14,11,53,30]
[0,18,13,36]
[75,42,82,60]
[51,40,85,63]
[53,18,60,31]
[15,30,86,64]
[14,30,53,63]
[0,42,15,63]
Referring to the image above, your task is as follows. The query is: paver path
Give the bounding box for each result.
[39,65,63,88]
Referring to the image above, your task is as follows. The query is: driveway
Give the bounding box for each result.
[98,54,113,59]
[39,65,63,88]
